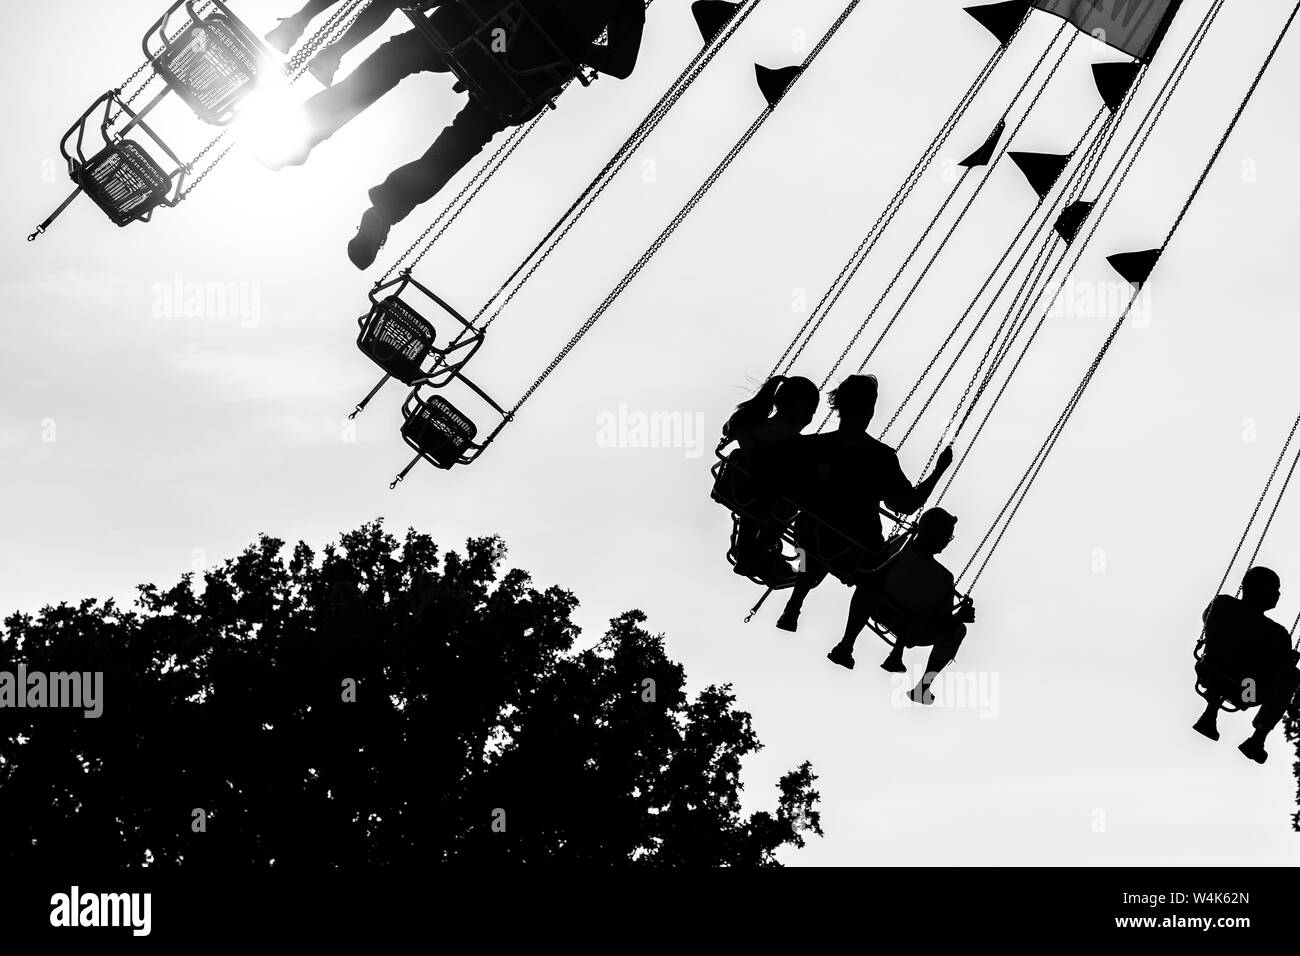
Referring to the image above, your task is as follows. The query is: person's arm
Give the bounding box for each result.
[586,10,646,79]
[883,446,954,516]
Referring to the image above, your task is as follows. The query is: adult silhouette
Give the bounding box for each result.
[827,508,975,705]
[717,376,820,585]
[773,375,952,633]
[1194,566,1300,763]
[259,0,648,268]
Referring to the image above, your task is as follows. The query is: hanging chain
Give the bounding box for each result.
[491,1,863,441]
[813,25,1076,406]
[767,13,1033,380]
[475,0,762,330]
[959,0,1297,592]
[179,0,372,201]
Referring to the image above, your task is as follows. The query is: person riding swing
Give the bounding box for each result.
[715,376,820,586]
[258,0,648,269]
[1193,566,1300,764]
[827,507,975,705]
[771,374,953,633]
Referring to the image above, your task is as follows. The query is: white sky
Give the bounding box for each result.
[3,0,1300,865]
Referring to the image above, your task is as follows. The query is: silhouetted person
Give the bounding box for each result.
[1193,566,1300,764]
[266,0,406,86]
[717,376,820,586]
[773,374,953,633]
[827,508,975,703]
[260,0,647,269]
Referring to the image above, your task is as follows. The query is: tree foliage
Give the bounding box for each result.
[0,522,821,866]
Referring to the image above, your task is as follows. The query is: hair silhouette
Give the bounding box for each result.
[724,376,819,442]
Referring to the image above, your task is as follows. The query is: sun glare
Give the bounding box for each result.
[237,74,315,171]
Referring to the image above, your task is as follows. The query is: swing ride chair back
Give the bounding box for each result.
[357,273,486,393]
[400,376,509,472]
[143,1,277,126]
[60,91,188,227]
[403,0,593,126]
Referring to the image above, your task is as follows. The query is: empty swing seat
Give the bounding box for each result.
[75,140,174,227]
[146,2,275,125]
[406,1,589,125]
[59,90,188,228]
[402,394,480,470]
[358,297,438,386]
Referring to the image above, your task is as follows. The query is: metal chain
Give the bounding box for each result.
[767,13,1031,380]
[491,0,864,440]
[960,0,1296,591]
[378,0,662,284]
[475,0,763,330]
[812,25,1076,403]
[108,0,217,126]
[378,119,541,284]
[925,0,1225,503]
[179,0,371,201]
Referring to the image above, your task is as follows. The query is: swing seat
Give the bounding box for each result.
[60,91,188,228]
[75,140,174,227]
[352,274,487,422]
[402,394,479,469]
[710,450,771,521]
[358,275,485,387]
[145,1,277,126]
[405,0,591,125]
[1194,655,1248,713]
[358,296,439,386]
[864,594,911,646]
[397,375,509,474]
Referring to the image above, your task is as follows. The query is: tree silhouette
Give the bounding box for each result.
[0,522,821,866]
[1288,714,1300,832]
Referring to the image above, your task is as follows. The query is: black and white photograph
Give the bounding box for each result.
[2,0,1297,938]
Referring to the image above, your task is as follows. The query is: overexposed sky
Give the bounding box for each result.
[3,0,1299,865]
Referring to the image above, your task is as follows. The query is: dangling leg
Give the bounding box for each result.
[827,583,879,669]
[266,0,341,54]
[1238,669,1300,763]
[880,638,906,674]
[777,564,825,633]
[1192,695,1224,741]
[350,98,510,268]
[308,0,405,86]
[262,30,449,170]
[908,624,967,705]
[1192,661,1231,740]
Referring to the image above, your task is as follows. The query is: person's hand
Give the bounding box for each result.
[936,445,955,474]
[956,596,975,624]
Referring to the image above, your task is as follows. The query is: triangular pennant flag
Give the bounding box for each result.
[1092,61,1142,112]
[959,119,1006,168]
[1008,151,1071,199]
[1053,200,1094,244]
[964,0,1030,47]
[691,1,740,45]
[1107,249,1161,288]
[756,64,802,109]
